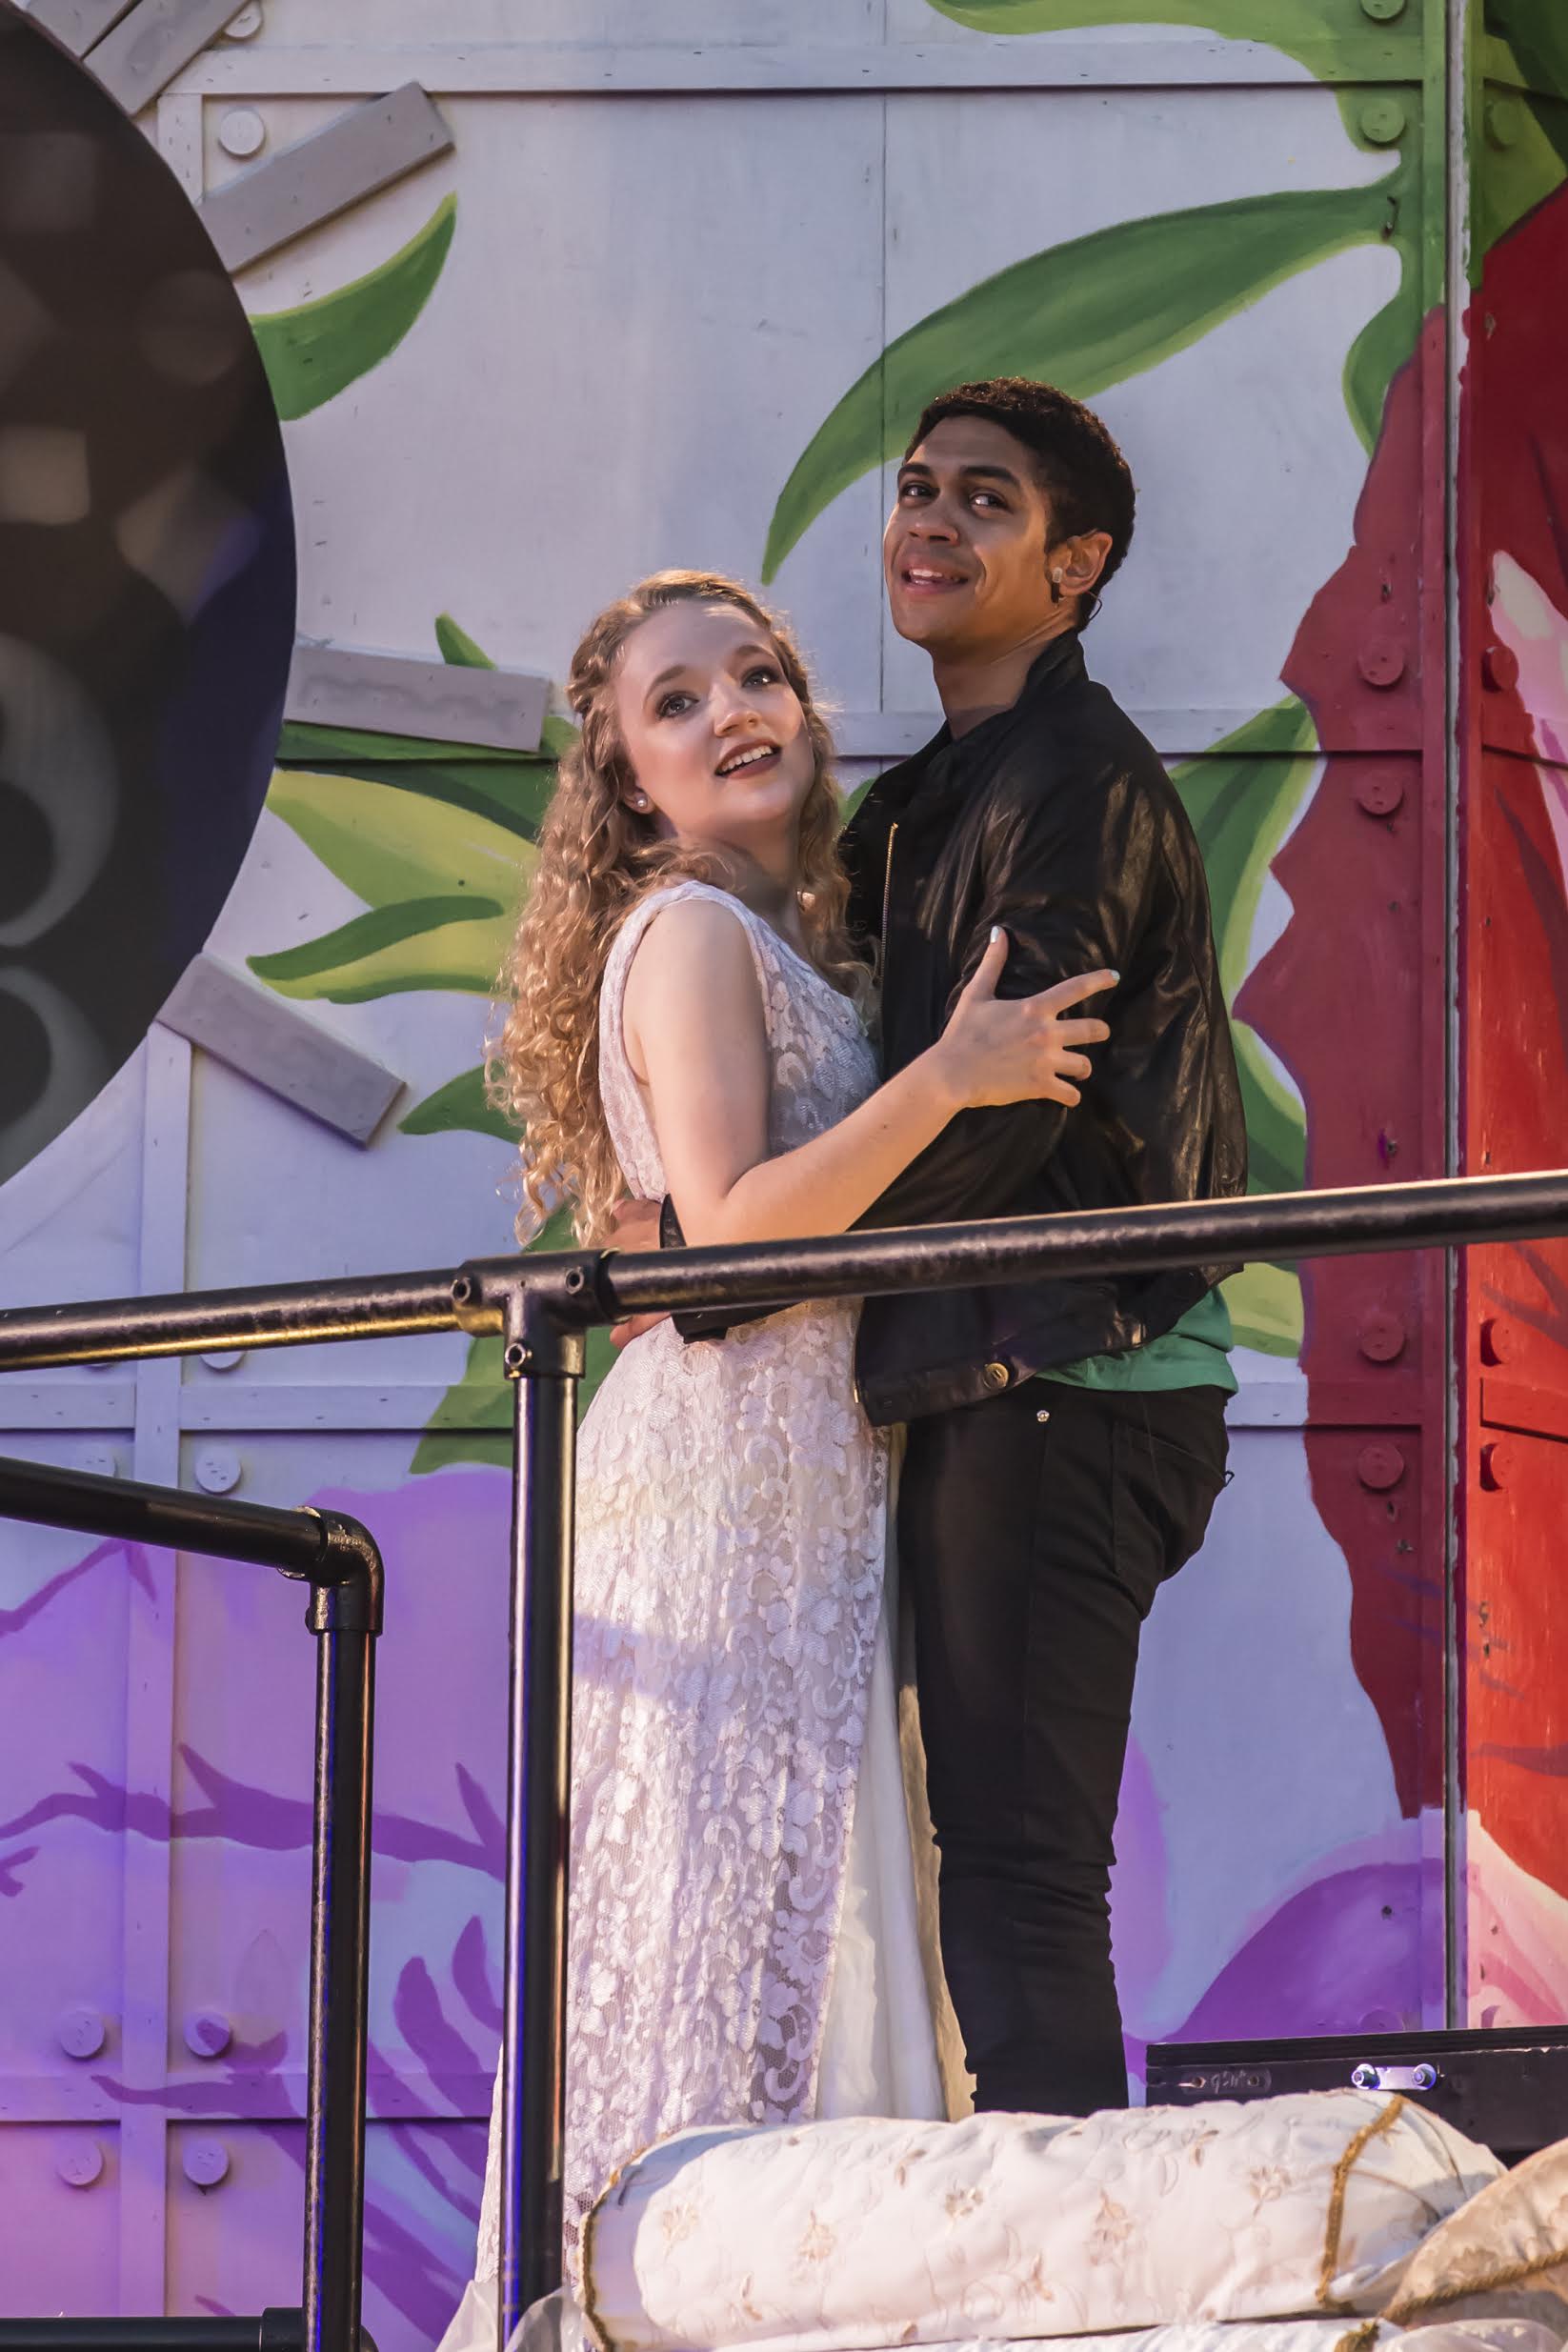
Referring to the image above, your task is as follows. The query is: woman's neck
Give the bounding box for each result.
[692,838,805,947]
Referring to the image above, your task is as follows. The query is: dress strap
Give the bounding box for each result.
[597,881,778,1196]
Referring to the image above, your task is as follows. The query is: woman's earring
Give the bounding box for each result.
[631,792,651,812]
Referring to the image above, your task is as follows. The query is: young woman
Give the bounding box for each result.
[446,571,1114,2333]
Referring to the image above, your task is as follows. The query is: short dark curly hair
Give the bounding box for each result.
[905,378,1136,627]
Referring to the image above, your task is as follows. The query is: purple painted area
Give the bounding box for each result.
[1170,1858,1440,2041]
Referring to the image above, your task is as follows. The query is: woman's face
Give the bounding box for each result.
[613,601,816,859]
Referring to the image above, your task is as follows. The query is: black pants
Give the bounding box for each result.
[899,1378,1230,2119]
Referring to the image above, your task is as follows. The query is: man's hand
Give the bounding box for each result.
[607,1197,667,1352]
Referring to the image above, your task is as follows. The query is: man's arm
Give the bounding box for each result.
[856,757,1153,1231]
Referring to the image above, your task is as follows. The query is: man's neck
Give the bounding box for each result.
[932,608,1078,739]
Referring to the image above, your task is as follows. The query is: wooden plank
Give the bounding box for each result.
[1479,1377,1568,1446]
[198,82,453,272]
[154,88,203,199]
[155,960,406,1146]
[23,0,135,58]
[84,0,251,118]
[156,39,1417,101]
[285,640,548,754]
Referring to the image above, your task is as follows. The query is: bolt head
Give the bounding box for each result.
[1480,1439,1515,1492]
[184,2008,232,2060]
[1356,773,1405,818]
[183,2137,231,2188]
[1357,1312,1407,1364]
[1357,1442,1406,1492]
[1482,642,1520,694]
[1358,639,1407,689]
[55,2135,104,2188]
[54,2005,106,2060]
[1358,97,1407,146]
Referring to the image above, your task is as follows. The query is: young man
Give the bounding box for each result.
[839,377,1245,2117]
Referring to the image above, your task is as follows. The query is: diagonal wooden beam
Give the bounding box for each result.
[24,0,137,57]
[285,642,550,756]
[83,0,251,117]
[197,82,453,272]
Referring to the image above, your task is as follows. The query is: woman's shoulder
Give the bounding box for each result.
[614,881,762,988]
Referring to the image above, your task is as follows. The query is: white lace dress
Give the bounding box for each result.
[442,882,944,2350]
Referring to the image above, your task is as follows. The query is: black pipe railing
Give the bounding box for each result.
[5,1166,1568,2352]
[5,1171,1568,1369]
[0,1457,383,2352]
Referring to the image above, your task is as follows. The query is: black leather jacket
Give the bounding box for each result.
[668,633,1246,1425]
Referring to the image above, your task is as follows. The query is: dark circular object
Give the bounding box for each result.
[0,981,50,1133]
[0,6,295,1187]
[0,774,50,922]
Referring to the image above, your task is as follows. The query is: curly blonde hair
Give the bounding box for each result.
[491,571,868,1244]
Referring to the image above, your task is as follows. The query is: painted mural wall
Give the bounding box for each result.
[2,1,1561,2342]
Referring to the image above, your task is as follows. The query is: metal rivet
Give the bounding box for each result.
[183,2138,231,2188]
[200,1350,244,1373]
[1360,0,1406,15]
[222,0,264,32]
[1355,773,1405,818]
[193,1448,242,1496]
[55,2136,104,2188]
[1480,1440,1514,1493]
[54,2006,106,2060]
[1482,643,1519,694]
[1358,98,1407,146]
[183,2009,232,2060]
[452,1275,474,1305]
[1357,1312,1407,1364]
[217,108,266,160]
[1486,98,1524,150]
[1035,1409,1051,1424]
[1480,1317,1517,1366]
[1357,1441,1406,1492]
[1357,639,1406,689]
[504,1342,529,1372]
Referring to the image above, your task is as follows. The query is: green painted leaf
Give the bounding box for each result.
[248,895,509,1002]
[1235,1023,1307,1196]
[400,1064,516,1144]
[1221,1260,1303,1358]
[763,180,1391,578]
[435,613,496,669]
[920,0,1353,62]
[1171,699,1316,1196]
[1487,2,1568,121]
[265,769,536,910]
[1342,277,1420,453]
[1472,66,1568,258]
[252,193,456,422]
[300,756,557,843]
[275,718,519,766]
[412,1204,614,1473]
[1171,699,1317,1002]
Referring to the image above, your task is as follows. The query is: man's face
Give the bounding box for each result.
[883,414,1057,658]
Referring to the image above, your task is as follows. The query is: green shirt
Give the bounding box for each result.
[1037,1284,1237,1396]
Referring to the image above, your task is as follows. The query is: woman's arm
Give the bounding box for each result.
[622,896,1111,1250]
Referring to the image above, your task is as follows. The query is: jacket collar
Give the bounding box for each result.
[861,629,1087,825]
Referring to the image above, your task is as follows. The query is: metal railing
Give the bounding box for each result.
[5,1168,1568,2351]
[0,1457,383,2352]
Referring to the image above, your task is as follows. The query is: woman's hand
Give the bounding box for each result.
[927,928,1116,1112]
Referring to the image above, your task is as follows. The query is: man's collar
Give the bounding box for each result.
[849,629,1089,836]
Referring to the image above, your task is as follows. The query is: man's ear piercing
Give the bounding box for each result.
[1050,569,1064,606]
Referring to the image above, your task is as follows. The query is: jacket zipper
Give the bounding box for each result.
[879,821,899,1004]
